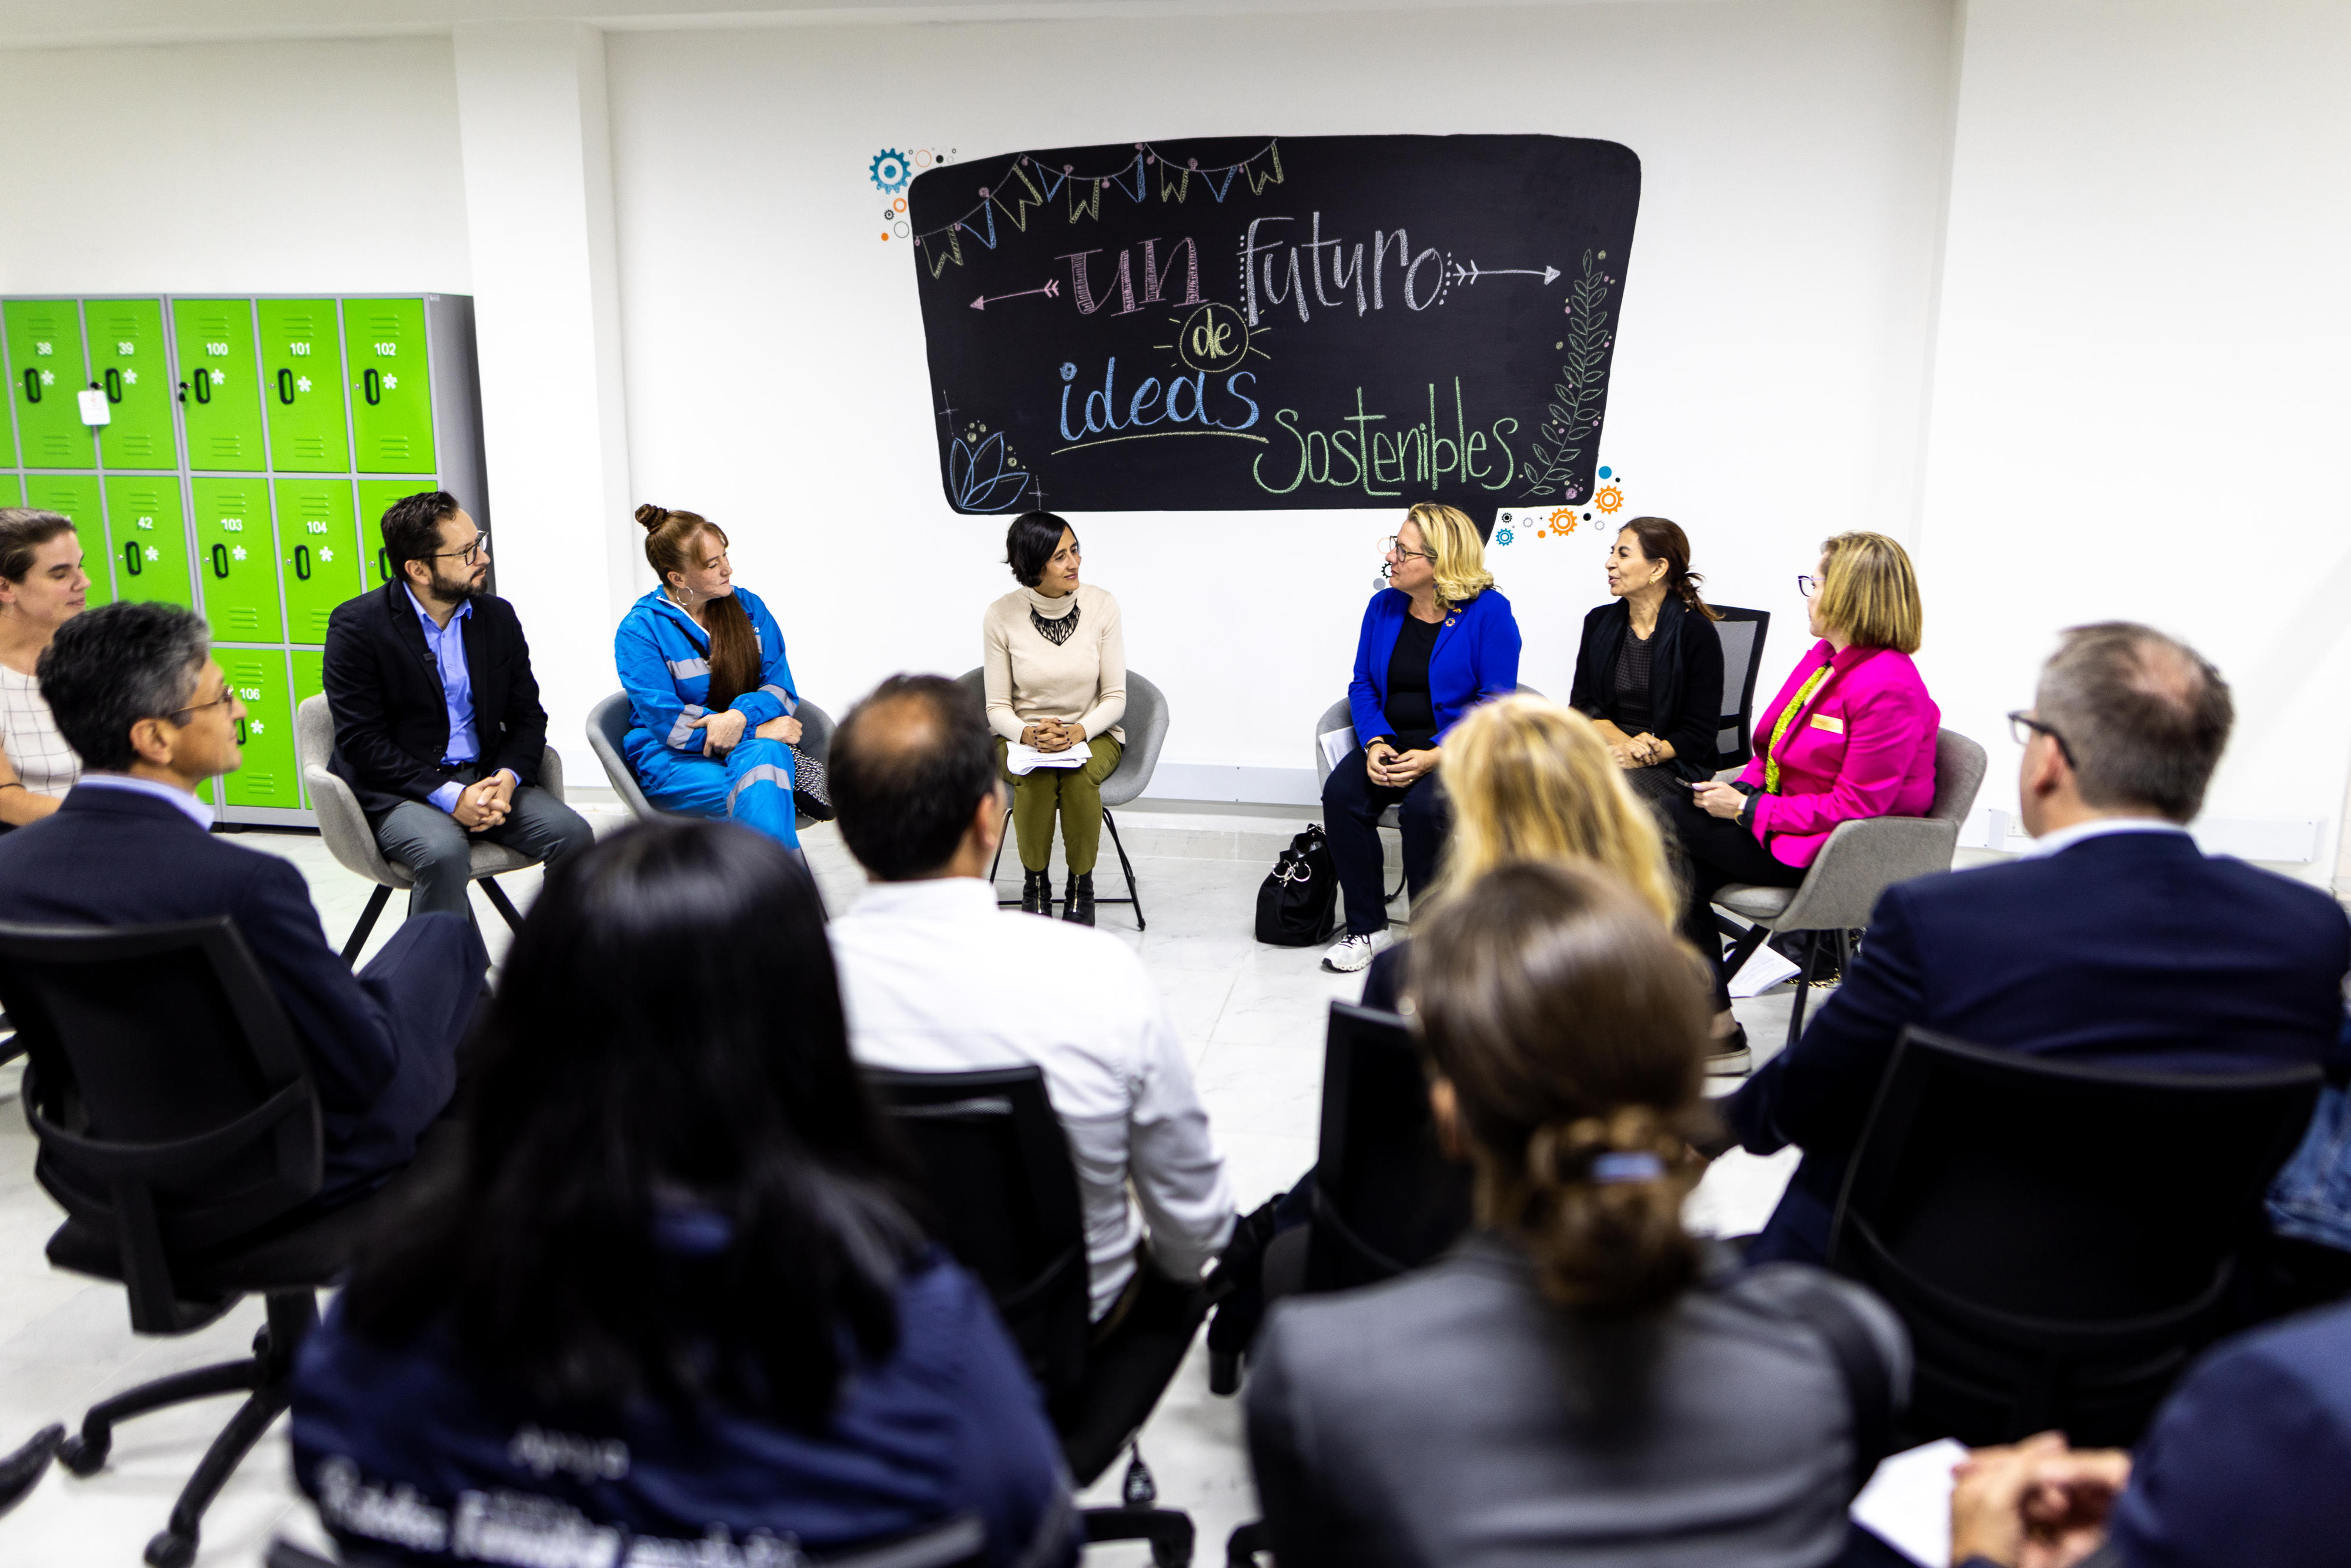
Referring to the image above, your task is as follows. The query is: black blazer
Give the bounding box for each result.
[1729,829,2351,1262]
[0,787,483,1198]
[1566,595,1724,780]
[323,580,550,816]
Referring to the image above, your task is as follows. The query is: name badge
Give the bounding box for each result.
[1810,713,1844,734]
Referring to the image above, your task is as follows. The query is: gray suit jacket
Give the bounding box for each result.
[1247,1233,1907,1568]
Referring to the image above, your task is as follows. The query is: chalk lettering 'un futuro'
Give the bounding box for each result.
[1241,215,1445,324]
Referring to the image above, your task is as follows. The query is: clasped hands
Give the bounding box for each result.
[1366,739,1438,788]
[688,708,802,759]
[1019,718,1088,755]
[1948,1431,2131,1568]
[452,770,516,833]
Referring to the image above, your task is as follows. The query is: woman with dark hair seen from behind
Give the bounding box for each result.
[0,509,92,828]
[1247,860,1907,1568]
[290,820,1079,1566]
[1569,516,1726,807]
[984,511,1126,923]
[614,504,811,848]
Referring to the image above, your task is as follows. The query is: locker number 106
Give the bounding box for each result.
[238,688,262,701]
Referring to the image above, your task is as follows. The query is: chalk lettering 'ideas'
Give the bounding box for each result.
[906,135,1640,515]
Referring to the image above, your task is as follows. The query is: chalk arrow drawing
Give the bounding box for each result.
[970,279,1062,311]
[1448,262,1560,286]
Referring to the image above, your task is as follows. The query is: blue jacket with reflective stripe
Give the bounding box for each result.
[615,587,798,765]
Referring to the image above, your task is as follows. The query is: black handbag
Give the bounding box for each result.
[1255,825,1339,947]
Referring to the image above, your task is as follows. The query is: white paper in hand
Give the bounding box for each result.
[1318,728,1357,773]
[1006,742,1090,775]
[1848,1438,1967,1567]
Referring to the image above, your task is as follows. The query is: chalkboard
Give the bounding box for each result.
[905,135,1640,516]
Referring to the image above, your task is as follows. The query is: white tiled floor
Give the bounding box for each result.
[0,807,1802,1564]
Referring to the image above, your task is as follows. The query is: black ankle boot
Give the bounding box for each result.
[1062,872,1096,926]
[1021,869,1052,916]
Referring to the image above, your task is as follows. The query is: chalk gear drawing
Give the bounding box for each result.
[870,149,912,194]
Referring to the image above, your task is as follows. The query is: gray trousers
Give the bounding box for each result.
[374,770,597,919]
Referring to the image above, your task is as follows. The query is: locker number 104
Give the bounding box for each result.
[306,522,330,534]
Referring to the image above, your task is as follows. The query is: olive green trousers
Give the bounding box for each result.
[996,735,1123,873]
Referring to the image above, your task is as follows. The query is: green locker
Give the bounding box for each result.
[22,474,109,608]
[173,299,267,471]
[103,475,194,610]
[191,478,283,642]
[344,299,436,474]
[356,477,427,592]
[3,474,21,505]
[86,299,177,469]
[290,649,326,808]
[256,299,349,473]
[274,478,363,643]
[4,300,95,469]
[220,648,299,809]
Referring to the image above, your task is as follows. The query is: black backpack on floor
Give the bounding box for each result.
[1255,825,1339,947]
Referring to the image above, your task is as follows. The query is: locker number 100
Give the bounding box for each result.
[206,342,230,356]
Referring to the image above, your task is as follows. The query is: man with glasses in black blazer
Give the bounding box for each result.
[323,491,593,920]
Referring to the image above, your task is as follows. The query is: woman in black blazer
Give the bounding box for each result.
[1567,516,1725,806]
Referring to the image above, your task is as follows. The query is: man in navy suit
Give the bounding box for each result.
[0,602,485,1201]
[1729,622,2351,1264]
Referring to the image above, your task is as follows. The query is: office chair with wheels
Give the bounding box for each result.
[296,693,566,963]
[953,668,1167,929]
[0,1424,62,1517]
[1712,728,1988,1051]
[1706,605,1771,770]
[0,916,413,1568]
[866,1065,1201,1568]
[1829,1027,2322,1447]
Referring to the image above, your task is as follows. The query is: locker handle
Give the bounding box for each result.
[294,544,312,582]
[363,368,381,406]
[277,368,295,405]
[193,368,213,405]
[123,541,143,578]
[235,718,247,747]
[21,368,39,405]
[377,547,390,584]
[104,368,123,404]
[211,542,229,579]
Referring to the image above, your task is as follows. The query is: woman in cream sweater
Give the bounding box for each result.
[983,511,1125,924]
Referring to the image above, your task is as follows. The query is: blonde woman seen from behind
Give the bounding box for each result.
[1247,861,1909,1568]
[1357,693,1676,1012]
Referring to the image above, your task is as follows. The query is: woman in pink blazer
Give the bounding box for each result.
[1662,531,1938,1073]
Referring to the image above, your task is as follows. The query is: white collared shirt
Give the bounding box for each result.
[75,771,215,832]
[828,876,1235,1319]
[2022,815,2192,859]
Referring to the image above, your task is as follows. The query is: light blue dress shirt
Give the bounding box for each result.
[406,588,510,816]
[76,771,216,830]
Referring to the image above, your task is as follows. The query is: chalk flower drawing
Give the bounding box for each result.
[1522,249,1616,499]
[947,430,1033,512]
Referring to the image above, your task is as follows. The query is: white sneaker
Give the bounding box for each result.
[1321,929,1395,973]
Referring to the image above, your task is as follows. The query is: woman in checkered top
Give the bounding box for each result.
[0,509,90,829]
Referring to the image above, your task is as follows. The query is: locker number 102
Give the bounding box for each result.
[373,343,399,356]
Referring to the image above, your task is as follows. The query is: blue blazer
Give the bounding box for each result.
[0,787,484,1198]
[1347,587,1522,750]
[1730,829,2351,1262]
[291,1247,1081,1568]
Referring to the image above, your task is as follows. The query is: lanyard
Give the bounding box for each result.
[1763,663,1833,794]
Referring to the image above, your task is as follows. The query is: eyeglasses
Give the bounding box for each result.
[1796,574,1819,599]
[426,532,489,565]
[162,685,236,726]
[2006,710,2077,768]
[1381,536,1436,562]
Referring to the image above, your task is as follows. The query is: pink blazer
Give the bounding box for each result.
[1736,641,1940,869]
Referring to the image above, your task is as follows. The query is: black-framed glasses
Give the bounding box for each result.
[162,685,236,726]
[427,532,489,565]
[1381,535,1435,562]
[2006,710,2077,767]
[1796,574,1819,599]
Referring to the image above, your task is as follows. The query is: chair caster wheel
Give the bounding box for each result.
[145,1527,197,1568]
[58,1432,109,1476]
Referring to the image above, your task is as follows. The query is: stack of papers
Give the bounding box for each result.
[1004,742,1093,775]
[1849,1438,1967,1567]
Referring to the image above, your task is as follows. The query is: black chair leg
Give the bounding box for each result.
[1086,1505,1195,1568]
[144,1291,317,1568]
[1783,931,1826,1054]
[989,806,1026,909]
[1098,809,1146,930]
[58,1360,263,1476]
[477,876,524,932]
[339,884,392,966]
[0,1423,62,1517]
[1226,1520,1270,1567]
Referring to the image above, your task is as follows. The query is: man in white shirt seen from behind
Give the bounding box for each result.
[827,674,1235,1325]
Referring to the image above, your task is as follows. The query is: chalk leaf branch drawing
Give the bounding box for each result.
[1522,250,1617,501]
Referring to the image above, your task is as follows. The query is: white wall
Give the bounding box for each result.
[1915,0,2351,877]
[604,0,1958,790]
[0,36,471,294]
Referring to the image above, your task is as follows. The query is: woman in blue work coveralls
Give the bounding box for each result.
[614,503,803,846]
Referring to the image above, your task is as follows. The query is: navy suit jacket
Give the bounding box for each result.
[0,786,481,1198]
[1348,587,1521,750]
[1729,828,2351,1262]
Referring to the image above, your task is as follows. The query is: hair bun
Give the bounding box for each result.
[634,503,669,530]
